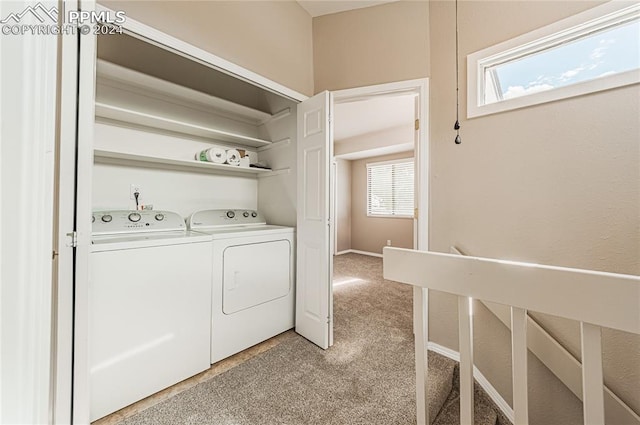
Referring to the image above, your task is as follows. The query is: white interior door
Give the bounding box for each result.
[295,91,334,349]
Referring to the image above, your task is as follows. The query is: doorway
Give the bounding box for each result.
[333,79,429,254]
[333,93,417,257]
[329,79,429,343]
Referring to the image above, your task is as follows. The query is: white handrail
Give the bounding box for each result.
[382,247,640,425]
[383,248,640,334]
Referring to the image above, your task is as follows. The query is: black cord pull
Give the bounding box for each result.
[454,0,461,145]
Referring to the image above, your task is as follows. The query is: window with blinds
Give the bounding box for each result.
[366,159,414,217]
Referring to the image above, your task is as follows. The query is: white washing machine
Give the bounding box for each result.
[188,209,295,363]
[89,210,212,421]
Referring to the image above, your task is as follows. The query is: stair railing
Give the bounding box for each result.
[382,247,640,425]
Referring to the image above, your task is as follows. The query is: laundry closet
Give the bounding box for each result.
[85,29,309,421]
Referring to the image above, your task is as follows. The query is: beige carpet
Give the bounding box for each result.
[116,253,505,425]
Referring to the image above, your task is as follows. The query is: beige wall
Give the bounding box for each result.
[99,1,314,96]
[336,159,352,253]
[350,152,414,254]
[93,0,640,419]
[429,0,640,421]
[313,1,429,92]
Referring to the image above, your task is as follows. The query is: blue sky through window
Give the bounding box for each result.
[487,19,640,101]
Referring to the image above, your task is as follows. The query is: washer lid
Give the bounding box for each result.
[91,230,212,252]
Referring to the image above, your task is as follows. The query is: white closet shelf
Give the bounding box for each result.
[97,60,273,125]
[94,149,272,176]
[95,102,273,148]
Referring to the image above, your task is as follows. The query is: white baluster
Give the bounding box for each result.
[511,307,529,425]
[414,287,429,425]
[581,322,605,425]
[458,296,474,425]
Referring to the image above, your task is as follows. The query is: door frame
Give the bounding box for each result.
[332,79,429,252]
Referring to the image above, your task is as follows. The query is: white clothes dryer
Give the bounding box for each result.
[188,209,295,364]
[89,210,212,421]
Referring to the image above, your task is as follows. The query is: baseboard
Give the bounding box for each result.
[343,249,383,258]
[427,342,515,424]
[334,250,351,256]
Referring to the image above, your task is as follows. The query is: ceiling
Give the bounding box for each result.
[297,1,399,18]
[333,94,415,160]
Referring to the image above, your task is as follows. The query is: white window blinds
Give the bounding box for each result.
[366,159,414,217]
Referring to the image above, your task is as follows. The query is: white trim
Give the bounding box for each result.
[334,250,352,256]
[95,4,308,103]
[467,1,640,118]
[427,342,515,423]
[333,78,428,104]
[337,249,384,258]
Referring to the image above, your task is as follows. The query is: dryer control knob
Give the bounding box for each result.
[155,213,165,221]
[226,210,235,219]
[251,211,257,218]
[243,211,249,218]
[101,214,112,223]
[128,212,141,222]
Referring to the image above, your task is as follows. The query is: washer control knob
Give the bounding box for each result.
[101,214,112,223]
[251,211,258,218]
[128,212,141,222]
[226,210,235,219]
[243,211,249,218]
[155,213,165,221]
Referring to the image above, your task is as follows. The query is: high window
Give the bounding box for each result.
[468,2,640,117]
[366,159,414,218]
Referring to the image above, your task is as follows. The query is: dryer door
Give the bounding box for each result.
[222,240,292,314]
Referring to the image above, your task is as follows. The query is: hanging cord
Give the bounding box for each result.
[454,0,462,145]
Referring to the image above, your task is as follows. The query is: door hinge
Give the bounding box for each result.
[328,114,333,124]
[415,119,420,130]
[66,231,78,248]
[414,208,418,219]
